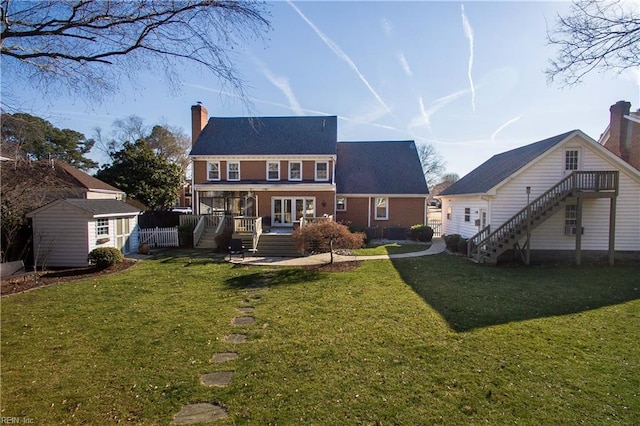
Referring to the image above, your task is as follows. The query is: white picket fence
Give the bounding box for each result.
[139,226,179,247]
[428,220,443,238]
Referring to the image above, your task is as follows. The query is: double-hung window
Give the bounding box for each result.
[315,161,329,181]
[565,205,578,235]
[464,208,471,222]
[207,162,220,181]
[375,197,388,220]
[565,149,579,171]
[267,161,280,181]
[96,218,109,236]
[227,162,240,181]
[289,161,302,181]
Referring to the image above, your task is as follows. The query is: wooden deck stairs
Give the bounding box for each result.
[467,171,619,264]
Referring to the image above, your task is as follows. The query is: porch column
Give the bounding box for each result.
[608,196,617,266]
[575,196,583,266]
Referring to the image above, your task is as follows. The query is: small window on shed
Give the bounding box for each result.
[446,207,452,220]
[96,219,109,236]
[464,208,471,222]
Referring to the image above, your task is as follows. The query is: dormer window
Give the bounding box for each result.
[289,161,302,181]
[267,161,280,181]
[315,161,329,181]
[207,162,220,181]
[227,162,240,181]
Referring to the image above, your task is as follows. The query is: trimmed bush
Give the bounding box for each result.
[443,234,461,251]
[409,225,434,242]
[456,237,469,255]
[293,221,365,256]
[88,247,124,268]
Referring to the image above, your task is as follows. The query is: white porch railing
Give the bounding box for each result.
[193,216,206,247]
[428,219,442,238]
[140,227,179,247]
[234,216,261,233]
[299,215,333,228]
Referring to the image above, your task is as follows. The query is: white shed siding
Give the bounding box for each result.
[441,196,489,238]
[31,203,90,268]
[491,136,639,251]
[87,216,140,254]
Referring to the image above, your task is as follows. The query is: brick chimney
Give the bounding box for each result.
[605,100,631,163]
[191,102,208,147]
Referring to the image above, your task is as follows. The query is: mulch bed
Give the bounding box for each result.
[1,260,136,296]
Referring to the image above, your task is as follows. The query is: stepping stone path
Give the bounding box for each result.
[171,272,273,424]
[171,403,228,425]
[201,371,234,387]
[211,352,238,363]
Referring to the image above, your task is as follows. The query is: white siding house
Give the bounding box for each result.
[437,130,640,264]
[26,199,141,268]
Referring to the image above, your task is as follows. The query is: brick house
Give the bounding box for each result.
[599,100,640,171]
[188,103,429,254]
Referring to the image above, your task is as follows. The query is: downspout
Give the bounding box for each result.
[367,197,371,227]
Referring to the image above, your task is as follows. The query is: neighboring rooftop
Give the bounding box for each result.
[440,130,577,196]
[190,116,338,156]
[63,199,141,216]
[56,161,124,194]
[336,141,429,195]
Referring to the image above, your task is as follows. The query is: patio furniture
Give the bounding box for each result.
[228,238,245,260]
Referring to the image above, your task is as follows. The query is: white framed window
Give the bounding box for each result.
[375,197,388,220]
[289,161,302,181]
[227,162,240,181]
[96,218,109,236]
[446,206,452,220]
[207,162,220,181]
[565,149,580,171]
[267,161,280,181]
[564,205,582,235]
[336,196,346,211]
[315,161,329,181]
[464,207,471,222]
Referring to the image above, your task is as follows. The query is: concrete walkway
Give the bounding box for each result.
[229,238,446,266]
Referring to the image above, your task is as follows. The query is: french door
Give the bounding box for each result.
[272,198,315,227]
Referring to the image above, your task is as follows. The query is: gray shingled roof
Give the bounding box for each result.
[440,130,577,196]
[336,141,429,194]
[64,199,141,216]
[190,116,337,156]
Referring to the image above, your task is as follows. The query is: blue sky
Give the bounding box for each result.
[8,1,640,178]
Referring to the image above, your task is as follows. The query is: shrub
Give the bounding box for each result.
[88,247,124,268]
[456,237,469,255]
[409,225,434,242]
[293,221,365,262]
[443,234,461,251]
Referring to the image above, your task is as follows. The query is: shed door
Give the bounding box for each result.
[116,218,131,254]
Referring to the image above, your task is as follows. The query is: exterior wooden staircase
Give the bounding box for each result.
[467,171,619,264]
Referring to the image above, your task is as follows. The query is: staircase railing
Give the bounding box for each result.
[468,171,618,263]
[192,216,206,247]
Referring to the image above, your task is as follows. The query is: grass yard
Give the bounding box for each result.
[353,242,428,256]
[1,253,639,425]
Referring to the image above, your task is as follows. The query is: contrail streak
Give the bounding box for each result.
[255,59,304,116]
[491,115,521,141]
[288,0,392,114]
[461,5,476,112]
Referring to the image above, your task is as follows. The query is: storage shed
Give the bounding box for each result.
[26,199,141,268]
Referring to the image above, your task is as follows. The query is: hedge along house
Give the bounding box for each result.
[188,103,429,255]
[26,199,141,268]
[436,130,640,265]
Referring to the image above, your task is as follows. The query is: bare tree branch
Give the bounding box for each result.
[1,0,271,105]
[546,0,640,85]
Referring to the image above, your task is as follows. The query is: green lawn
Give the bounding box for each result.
[353,242,429,256]
[1,254,638,425]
